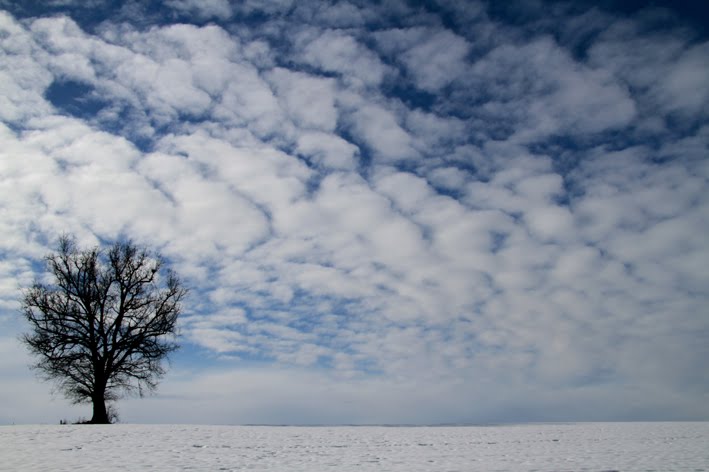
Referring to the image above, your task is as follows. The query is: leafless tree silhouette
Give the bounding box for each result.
[21,235,186,423]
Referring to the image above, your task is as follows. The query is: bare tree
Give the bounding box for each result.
[21,235,186,424]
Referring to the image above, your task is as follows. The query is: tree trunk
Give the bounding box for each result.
[91,393,110,424]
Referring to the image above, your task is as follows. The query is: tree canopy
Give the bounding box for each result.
[21,235,187,423]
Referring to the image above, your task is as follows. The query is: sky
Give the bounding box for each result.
[0,0,708,425]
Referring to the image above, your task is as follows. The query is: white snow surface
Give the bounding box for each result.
[2,422,707,471]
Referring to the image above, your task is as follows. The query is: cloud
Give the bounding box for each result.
[165,0,233,20]
[294,1,371,28]
[296,28,390,87]
[376,27,471,92]
[295,131,359,170]
[524,204,575,242]
[0,12,54,124]
[266,68,338,131]
[466,36,637,142]
[1,1,708,424]
[588,16,709,125]
[347,103,418,163]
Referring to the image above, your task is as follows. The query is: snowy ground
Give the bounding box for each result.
[2,422,707,471]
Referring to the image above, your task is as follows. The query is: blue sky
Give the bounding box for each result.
[0,0,708,425]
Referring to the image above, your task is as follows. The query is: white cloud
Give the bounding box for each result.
[524,204,575,242]
[348,103,418,163]
[587,20,709,132]
[297,1,371,28]
[297,29,390,87]
[658,42,709,117]
[154,131,311,211]
[464,36,636,141]
[267,68,338,131]
[234,0,295,16]
[166,0,233,20]
[427,166,468,190]
[0,13,53,124]
[515,173,564,202]
[551,245,602,281]
[1,3,708,424]
[404,108,467,156]
[296,131,359,170]
[400,28,471,92]
[218,79,284,136]
[0,116,162,244]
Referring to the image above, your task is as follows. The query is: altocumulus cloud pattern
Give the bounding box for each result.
[0,0,708,425]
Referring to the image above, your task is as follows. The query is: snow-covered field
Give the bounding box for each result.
[2,422,707,471]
